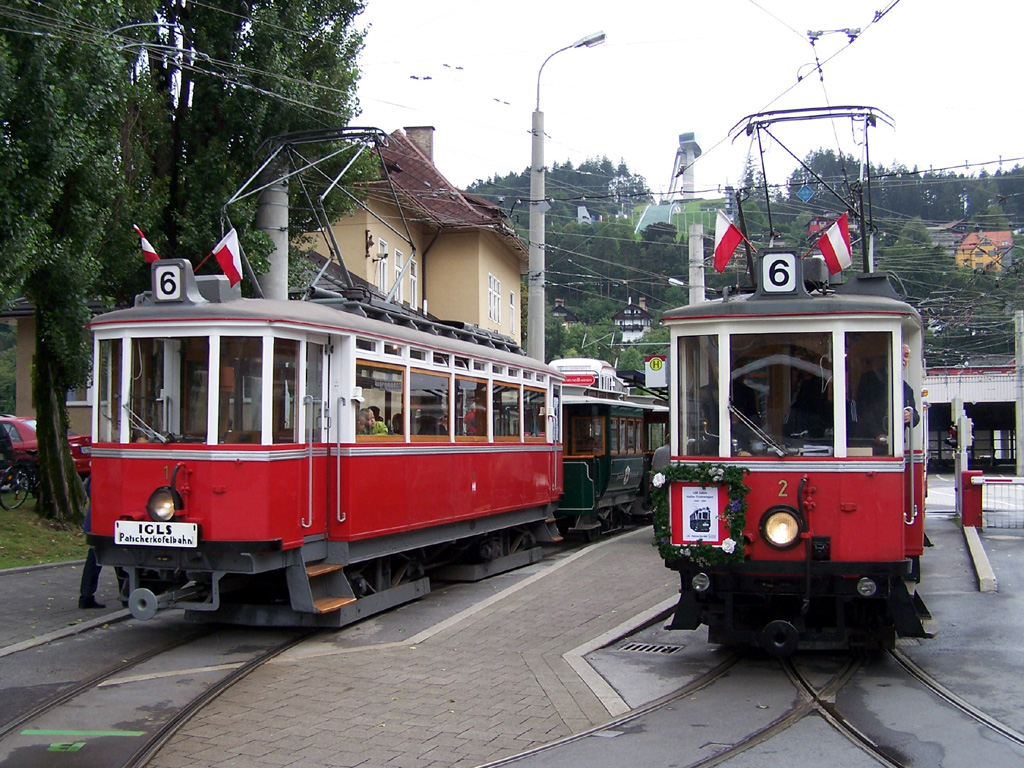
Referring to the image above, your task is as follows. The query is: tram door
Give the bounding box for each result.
[303,340,327,534]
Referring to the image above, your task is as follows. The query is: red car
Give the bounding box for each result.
[0,415,91,476]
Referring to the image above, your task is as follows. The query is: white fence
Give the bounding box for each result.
[970,476,1024,529]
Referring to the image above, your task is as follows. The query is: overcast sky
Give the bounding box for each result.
[354,0,1021,203]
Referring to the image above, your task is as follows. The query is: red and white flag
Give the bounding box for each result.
[212,228,242,287]
[817,212,853,274]
[714,210,744,273]
[133,224,160,263]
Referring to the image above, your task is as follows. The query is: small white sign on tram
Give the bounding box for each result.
[154,262,184,302]
[760,252,798,294]
[115,520,198,548]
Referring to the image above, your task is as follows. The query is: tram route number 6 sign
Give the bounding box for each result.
[154,261,184,302]
[761,252,797,294]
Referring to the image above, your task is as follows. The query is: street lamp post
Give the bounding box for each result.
[527,31,605,363]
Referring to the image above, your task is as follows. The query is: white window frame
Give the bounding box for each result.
[377,238,389,293]
[488,274,501,324]
[394,249,404,303]
[409,260,418,310]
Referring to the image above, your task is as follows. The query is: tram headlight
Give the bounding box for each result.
[147,486,179,522]
[759,506,803,550]
[691,572,711,592]
[857,577,878,597]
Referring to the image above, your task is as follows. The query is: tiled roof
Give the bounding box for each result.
[958,230,1013,250]
[373,130,525,255]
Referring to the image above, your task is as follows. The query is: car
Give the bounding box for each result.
[0,415,91,476]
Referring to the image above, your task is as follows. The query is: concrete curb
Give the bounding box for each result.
[963,525,998,593]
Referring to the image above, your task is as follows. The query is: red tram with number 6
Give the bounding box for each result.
[87,260,563,626]
[652,251,930,655]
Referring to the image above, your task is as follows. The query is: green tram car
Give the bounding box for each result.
[551,358,667,538]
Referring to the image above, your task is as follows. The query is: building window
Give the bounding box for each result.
[488,274,501,324]
[393,249,404,302]
[509,291,515,334]
[377,238,388,293]
[410,260,418,310]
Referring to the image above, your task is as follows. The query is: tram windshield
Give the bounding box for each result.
[677,330,897,458]
[98,334,309,445]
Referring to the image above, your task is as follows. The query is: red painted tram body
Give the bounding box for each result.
[656,252,929,655]
[87,260,563,626]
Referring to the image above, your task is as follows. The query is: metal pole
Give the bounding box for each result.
[526,31,605,363]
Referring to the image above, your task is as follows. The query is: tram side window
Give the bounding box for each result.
[357,361,405,439]
[492,384,520,439]
[181,337,210,442]
[98,339,122,442]
[610,417,620,454]
[678,335,719,457]
[219,337,263,444]
[847,332,893,456]
[570,417,604,457]
[523,387,546,439]
[272,339,299,443]
[627,418,638,453]
[411,369,449,438]
[456,376,487,437]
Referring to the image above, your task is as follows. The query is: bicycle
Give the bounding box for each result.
[0,453,39,510]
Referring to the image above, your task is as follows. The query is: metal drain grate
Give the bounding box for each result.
[618,642,683,654]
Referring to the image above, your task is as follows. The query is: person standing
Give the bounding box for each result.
[78,476,105,609]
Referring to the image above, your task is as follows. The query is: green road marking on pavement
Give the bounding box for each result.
[22,729,145,737]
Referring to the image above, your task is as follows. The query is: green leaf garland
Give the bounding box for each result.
[651,462,750,565]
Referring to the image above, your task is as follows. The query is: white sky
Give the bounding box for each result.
[354,0,1022,201]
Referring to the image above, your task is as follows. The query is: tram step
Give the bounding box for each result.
[313,595,358,613]
[306,562,345,578]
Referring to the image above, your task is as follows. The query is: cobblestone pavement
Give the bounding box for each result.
[149,529,677,768]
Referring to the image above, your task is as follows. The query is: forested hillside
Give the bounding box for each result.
[467,151,1024,367]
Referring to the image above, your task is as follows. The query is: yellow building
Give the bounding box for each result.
[306,127,526,346]
[954,230,1013,271]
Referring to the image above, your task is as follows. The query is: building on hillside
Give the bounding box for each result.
[307,126,527,345]
[612,297,652,343]
[551,297,580,329]
[926,220,969,256]
[954,230,1014,271]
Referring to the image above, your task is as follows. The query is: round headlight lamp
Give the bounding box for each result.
[857,577,878,597]
[691,572,711,592]
[147,486,179,522]
[759,505,803,550]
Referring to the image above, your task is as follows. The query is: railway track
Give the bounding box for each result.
[0,616,315,768]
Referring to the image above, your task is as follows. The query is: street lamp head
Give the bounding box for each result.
[573,31,606,48]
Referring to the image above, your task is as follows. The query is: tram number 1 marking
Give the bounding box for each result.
[761,253,797,294]
[154,263,183,302]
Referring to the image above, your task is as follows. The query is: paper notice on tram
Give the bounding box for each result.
[212,228,242,286]
[818,212,853,274]
[713,210,743,273]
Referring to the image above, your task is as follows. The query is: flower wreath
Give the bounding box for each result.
[650,462,750,565]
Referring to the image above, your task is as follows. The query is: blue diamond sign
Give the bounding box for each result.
[797,185,814,203]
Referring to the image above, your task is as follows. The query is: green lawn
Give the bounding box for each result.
[0,500,89,569]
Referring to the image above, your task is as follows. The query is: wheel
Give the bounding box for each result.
[0,465,31,510]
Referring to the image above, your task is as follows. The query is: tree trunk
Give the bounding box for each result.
[32,308,87,527]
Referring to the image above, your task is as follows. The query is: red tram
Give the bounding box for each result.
[654,252,930,655]
[87,260,563,626]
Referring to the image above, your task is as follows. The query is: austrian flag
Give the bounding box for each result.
[212,228,242,287]
[133,225,160,263]
[817,212,853,275]
[714,210,744,273]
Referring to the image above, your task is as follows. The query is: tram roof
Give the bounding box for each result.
[661,273,921,325]
[90,294,557,375]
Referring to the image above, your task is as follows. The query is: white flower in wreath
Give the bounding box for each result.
[652,472,666,488]
[721,537,737,554]
[711,467,725,482]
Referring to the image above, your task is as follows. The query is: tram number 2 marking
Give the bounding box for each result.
[154,263,183,302]
[778,479,788,498]
[761,253,797,294]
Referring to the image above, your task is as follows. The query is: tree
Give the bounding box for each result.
[0,1,131,522]
[0,0,366,524]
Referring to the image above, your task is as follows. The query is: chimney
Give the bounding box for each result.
[405,126,435,161]
[639,297,647,311]
[555,297,564,308]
